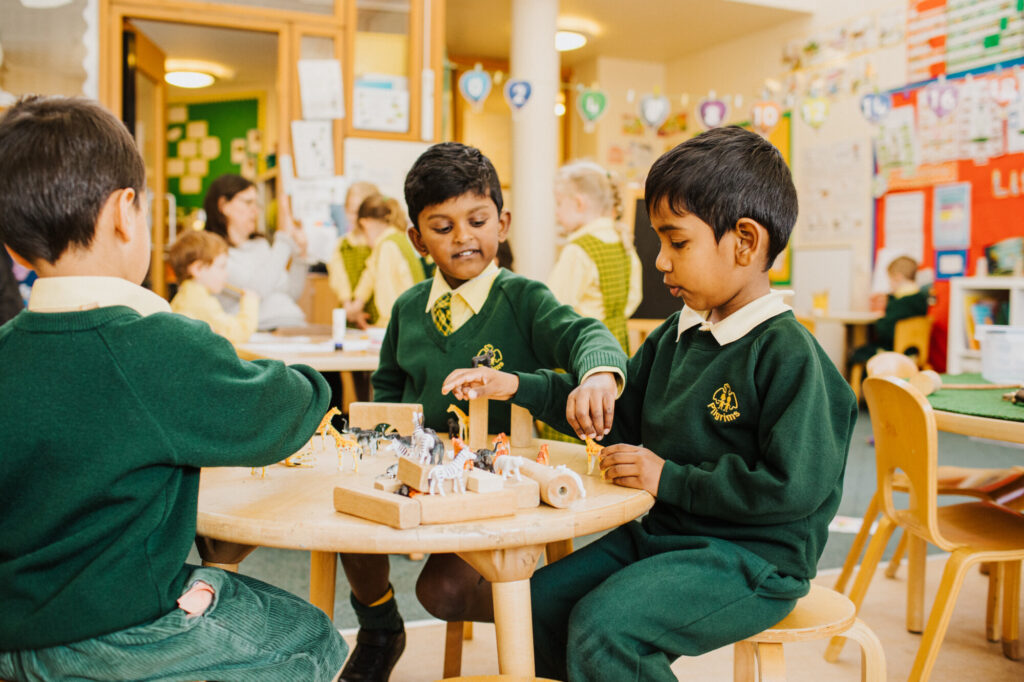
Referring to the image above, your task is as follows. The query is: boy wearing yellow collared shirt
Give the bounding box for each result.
[169,230,258,344]
[334,142,628,682]
[547,160,642,351]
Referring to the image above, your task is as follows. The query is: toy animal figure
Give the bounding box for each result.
[411,411,445,465]
[427,445,477,495]
[555,464,586,499]
[471,348,496,368]
[446,404,469,442]
[585,437,602,475]
[473,447,496,472]
[336,435,361,473]
[250,465,267,479]
[492,433,510,459]
[493,454,524,481]
[283,441,315,468]
[536,443,550,466]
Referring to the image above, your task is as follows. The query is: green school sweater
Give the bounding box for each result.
[519,310,857,579]
[0,307,331,651]
[875,287,930,349]
[372,269,627,434]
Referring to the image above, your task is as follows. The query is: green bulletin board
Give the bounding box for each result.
[166,98,260,211]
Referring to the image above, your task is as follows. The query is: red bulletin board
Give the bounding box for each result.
[874,69,1024,372]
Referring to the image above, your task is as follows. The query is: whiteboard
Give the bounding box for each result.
[343,138,431,223]
[792,246,853,371]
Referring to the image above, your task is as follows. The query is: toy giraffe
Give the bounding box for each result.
[585,437,602,475]
[446,404,469,442]
[492,432,510,459]
[536,443,550,466]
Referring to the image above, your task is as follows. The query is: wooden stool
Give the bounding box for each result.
[733,585,885,682]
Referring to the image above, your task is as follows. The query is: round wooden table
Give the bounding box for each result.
[195,438,654,676]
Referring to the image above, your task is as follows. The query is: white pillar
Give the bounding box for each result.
[510,0,559,282]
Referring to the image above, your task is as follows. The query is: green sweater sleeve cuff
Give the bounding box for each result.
[513,371,550,416]
[656,459,692,510]
[576,351,628,381]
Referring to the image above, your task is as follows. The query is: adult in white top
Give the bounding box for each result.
[203,174,308,330]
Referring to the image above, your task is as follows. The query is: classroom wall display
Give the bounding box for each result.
[166,97,261,211]
[873,59,1024,371]
[907,0,1024,82]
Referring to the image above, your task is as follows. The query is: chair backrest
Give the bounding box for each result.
[627,318,664,355]
[893,315,932,367]
[862,376,948,549]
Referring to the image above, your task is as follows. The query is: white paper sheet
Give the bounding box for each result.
[298,59,345,120]
[291,120,335,179]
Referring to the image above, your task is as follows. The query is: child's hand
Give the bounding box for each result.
[345,300,369,329]
[598,444,664,496]
[441,367,519,401]
[566,371,617,440]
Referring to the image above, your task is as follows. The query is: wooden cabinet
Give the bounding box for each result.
[946,276,1024,373]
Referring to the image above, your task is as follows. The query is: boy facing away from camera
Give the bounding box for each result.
[333,142,628,682]
[0,96,346,682]
[447,126,858,681]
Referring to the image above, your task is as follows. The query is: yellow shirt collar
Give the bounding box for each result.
[676,290,792,345]
[425,261,500,314]
[28,276,171,316]
[565,216,617,242]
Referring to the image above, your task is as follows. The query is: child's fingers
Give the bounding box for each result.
[601,391,615,436]
[572,397,598,440]
[566,392,584,439]
[441,369,485,395]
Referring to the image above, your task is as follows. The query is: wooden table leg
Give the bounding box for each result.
[457,544,545,677]
[194,536,256,572]
[310,550,338,619]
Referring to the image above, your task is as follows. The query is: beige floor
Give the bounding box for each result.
[340,555,1023,681]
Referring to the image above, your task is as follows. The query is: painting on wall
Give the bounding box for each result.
[166,97,261,210]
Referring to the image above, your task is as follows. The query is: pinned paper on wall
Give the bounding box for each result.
[935,249,968,280]
[200,137,221,160]
[168,106,187,124]
[291,120,335,178]
[353,79,409,133]
[932,182,971,249]
[177,139,198,158]
[166,158,185,177]
[230,138,247,164]
[246,129,261,155]
[180,176,202,194]
[185,121,208,139]
[298,59,345,120]
[167,127,183,142]
[187,158,209,176]
[881,191,925,263]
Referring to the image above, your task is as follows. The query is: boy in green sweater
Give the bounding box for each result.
[336,142,627,681]
[446,126,858,681]
[0,97,346,681]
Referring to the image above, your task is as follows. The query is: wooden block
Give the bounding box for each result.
[517,458,582,508]
[397,456,432,492]
[349,402,423,433]
[333,483,420,529]
[510,404,533,448]
[466,469,504,493]
[374,478,402,493]
[503,476,540,508]
[469,397,489,450]
[416,487,517,524]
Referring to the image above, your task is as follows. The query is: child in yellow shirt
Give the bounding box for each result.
[327,180,379,306]
[344,194,426,327]
[547,160,642,350]
[169,230,259,343]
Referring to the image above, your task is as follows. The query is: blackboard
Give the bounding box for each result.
[632,198,682,319]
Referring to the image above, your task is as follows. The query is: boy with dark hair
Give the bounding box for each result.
[335,141,628,681]
[0,96,346,681]
[448,126,857,681]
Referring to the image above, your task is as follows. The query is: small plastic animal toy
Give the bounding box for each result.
[493,454,524,481]
[492,433,510,459]
[471,348,496,368]
[283,442,315,468]
[585,437,602,475]
[411,411,445,465]
[446,404,469,441]
[536,443,550,466]
[427,442,477,495]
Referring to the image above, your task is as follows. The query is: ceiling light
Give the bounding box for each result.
[555,30,587,52]
[555,102,566,116]
[165,71,215,88]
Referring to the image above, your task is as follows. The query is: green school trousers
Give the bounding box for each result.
[531,522,809,682]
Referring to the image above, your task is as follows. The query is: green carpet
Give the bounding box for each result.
[187,407,1024,629]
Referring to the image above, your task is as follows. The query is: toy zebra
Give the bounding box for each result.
[427,445,477,495]
[411,411,445,465]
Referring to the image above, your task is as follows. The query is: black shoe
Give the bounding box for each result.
[339,627,406,682]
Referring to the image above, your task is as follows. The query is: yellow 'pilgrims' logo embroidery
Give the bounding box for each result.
[708,383,740,423]
[473,344,504,370]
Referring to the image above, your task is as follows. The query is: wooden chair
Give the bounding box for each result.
[626,318,664,356]
[735,585,885,682]
[825,376,1024,679]
[849,315,932,401]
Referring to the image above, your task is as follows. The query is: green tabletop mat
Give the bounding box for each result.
[927,373,1024,422]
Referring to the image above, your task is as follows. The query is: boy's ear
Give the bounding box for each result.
[407,226,430,257]
[732,218,769,268]
[111,188,142,244]
[497,210,511,241]
[186,260,204,281]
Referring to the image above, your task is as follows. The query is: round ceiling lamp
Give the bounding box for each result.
[555,30,587,52]
[165,71,215,88]
[163,59,235,89]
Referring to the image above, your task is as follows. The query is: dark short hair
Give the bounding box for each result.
[404,142,503,229]
[645,126,798,269]
[203,174,254,242]
[0,96,146,264]
[168,230,228,282]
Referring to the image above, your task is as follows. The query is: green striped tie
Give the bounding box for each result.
[432,292,454,335]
